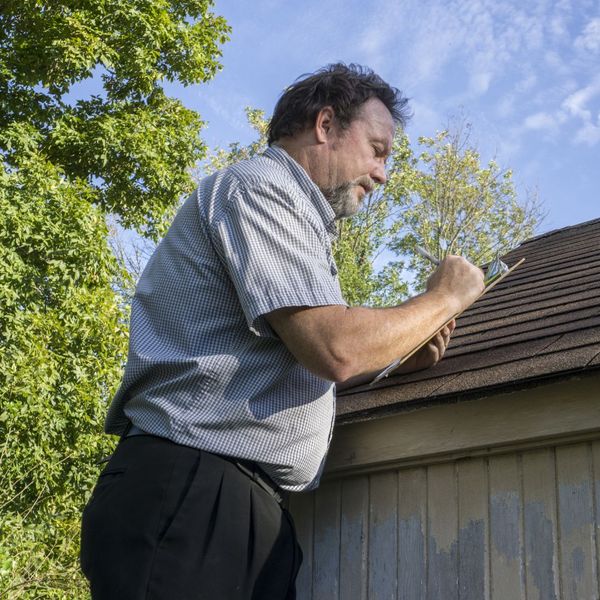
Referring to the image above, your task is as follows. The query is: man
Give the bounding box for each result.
[80,63,484,599]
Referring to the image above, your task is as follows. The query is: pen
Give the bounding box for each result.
[415,246,440,266]
[417,245,510,286]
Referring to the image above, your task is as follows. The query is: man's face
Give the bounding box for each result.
[319,97,395,219]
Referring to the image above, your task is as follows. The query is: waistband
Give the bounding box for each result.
[123,424,284,505]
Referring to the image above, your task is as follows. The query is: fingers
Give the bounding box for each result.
[426,255,485,310]
[430,322,454,363]
[427,331,446,364]
[442,325,451,347]
[408,321,456,373]
[443,319,456,342]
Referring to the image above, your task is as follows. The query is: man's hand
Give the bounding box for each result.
[426,255,485,313]
[395,320,456,374]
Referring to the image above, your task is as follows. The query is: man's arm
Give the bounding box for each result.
[265,255,485,384]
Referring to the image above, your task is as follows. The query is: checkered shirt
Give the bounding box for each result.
[104,146,347,491]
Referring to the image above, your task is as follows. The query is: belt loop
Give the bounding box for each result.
[120,421,133,441]
[234,460,284,505]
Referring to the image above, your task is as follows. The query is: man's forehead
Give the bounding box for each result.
[356,98,395,140]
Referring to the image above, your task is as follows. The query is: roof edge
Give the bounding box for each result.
[336,366,600,426]
[519,217,600,247]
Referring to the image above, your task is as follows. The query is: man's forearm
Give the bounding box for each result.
[266,288,460,382]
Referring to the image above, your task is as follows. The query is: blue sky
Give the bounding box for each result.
[165,0,600,234]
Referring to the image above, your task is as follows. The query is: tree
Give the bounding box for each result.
[0,125,127,597]
[385,122,543,290]
[1,0,229,236]
[204,107,270,174]
[0,2,229,596]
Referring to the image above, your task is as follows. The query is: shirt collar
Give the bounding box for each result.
[263,145,338,240]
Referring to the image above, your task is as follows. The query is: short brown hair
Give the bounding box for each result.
[267,63,410,145]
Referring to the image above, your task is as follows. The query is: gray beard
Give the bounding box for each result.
[320,182,360,220]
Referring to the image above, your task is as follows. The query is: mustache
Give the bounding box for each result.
[354,176,376,194]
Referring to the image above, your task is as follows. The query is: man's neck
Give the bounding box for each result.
[272,136,322,185]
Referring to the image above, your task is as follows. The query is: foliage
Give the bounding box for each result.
[0,125,126,598]
[204,107,270,173]
[385,123,543,290]
[0,513,89,599]
[0,0,230,237]
[0,2,229,596]
[333,195,409,306]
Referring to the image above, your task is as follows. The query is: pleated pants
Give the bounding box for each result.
[80,434,303,599]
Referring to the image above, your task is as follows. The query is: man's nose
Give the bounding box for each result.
[371,160,387,185]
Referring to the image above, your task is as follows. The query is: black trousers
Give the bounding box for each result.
[80,435,303,599]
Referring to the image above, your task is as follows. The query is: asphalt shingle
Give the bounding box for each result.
[337,218,600,422]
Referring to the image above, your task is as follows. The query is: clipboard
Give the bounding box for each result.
[369,258,526,385]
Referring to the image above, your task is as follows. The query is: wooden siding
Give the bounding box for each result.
[289,440,600,600]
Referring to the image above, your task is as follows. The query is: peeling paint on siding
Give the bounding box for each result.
[524,501,558,600]
[559,481,593,536]
[292,440,600,600]
[398,515,426,600]
[490,492,521,561]
[458,519,486,600]
[427,536,458,600]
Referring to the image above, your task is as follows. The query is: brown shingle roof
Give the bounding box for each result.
[337,218,600,423]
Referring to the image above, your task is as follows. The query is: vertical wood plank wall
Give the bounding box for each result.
[289,440,600,600]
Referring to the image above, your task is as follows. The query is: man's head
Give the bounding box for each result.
[268,64,410,219]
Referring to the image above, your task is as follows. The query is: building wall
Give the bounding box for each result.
[289,376,600,600]
[290,441,600,600]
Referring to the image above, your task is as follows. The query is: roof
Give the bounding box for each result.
[337,218,600,423]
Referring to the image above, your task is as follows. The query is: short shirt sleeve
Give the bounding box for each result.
[211,173,347,337]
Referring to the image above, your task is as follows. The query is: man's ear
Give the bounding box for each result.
[314,106,336,144]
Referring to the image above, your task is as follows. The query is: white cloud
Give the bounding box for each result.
[536,76,600,146]
[575,17,600,53]
[518,76,600,145]
[516,73,537,93]
[549,14,569,40]
[203,92,254,136]
[543,49,571,77]
[469,71,493,95]
[355,0,582,110]
[496,94,516,119]
[575,119,600,145]
[524,112,559,131]
[562,78,600,120]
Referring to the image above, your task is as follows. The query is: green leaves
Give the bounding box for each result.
[333,192,409,307]
[48,90,206,236]
[0,0,230,231]
[0,1,230,98]
[385,124,543,291]
[0,1,229,595]
[0,144,127,597]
